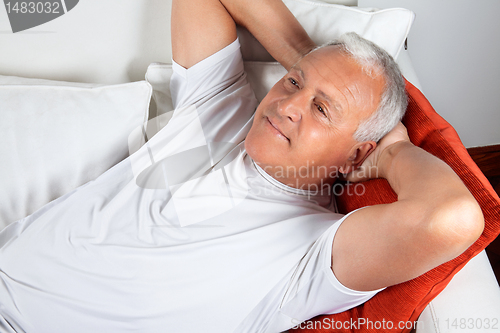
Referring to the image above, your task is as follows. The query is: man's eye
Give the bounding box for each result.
[288,78,299,87]
[316,104,327,117]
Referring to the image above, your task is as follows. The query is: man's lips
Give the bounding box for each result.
[266,117,289,141]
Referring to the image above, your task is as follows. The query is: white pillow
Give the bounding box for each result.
[0,76,152,229]
[238,0,415,62]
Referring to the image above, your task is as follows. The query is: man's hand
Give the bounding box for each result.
[345,122,410,183]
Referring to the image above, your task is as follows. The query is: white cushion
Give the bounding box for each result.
[238,0,415,61]
[0,75,152,229]
[416,251,500,333]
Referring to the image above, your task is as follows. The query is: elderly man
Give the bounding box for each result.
[0,0,483,332]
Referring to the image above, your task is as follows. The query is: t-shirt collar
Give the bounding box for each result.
[252,160,331,198]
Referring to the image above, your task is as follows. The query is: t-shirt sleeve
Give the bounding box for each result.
[171,38,248,110]
[166,38,258,159]
[273,209,384,329]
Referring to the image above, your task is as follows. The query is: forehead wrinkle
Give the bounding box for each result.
[345,82,360,106]
[296,58,348,118]
[315,54,379,118]
[317,62,353,117]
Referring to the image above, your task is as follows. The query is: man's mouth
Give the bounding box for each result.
[266,117,289,142]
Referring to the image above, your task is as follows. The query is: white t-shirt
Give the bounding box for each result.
[0,39,381,333]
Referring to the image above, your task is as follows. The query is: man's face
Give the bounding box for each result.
[245,46,385,188]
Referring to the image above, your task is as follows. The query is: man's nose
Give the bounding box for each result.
[277,92,307,122]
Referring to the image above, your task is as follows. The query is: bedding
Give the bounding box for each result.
[0,76,151,229]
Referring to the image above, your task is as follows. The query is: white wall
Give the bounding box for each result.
[359,0,500,148]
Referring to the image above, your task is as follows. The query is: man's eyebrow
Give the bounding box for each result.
[290,65,304,79]
[318,90,343,116]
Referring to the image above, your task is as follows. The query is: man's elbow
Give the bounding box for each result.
[453,196,484,245]
[432,195,484,257]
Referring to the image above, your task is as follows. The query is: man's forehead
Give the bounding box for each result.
[290,46,384,118]
[294,45,343,68]
[290,51,355,115]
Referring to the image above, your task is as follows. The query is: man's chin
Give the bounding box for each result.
[244,126,266,162]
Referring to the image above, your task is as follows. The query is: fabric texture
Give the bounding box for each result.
[293,80,500,332]
[0,76,152,229]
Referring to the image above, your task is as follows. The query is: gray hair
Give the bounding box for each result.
[321,32,407,142]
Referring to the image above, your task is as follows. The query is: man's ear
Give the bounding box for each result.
[339,141,377,175]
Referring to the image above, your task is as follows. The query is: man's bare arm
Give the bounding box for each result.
[331,124,484,291]
[172,0,315,70]
[219,0,316,70]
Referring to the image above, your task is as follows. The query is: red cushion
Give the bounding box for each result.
[294,80,500,332]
